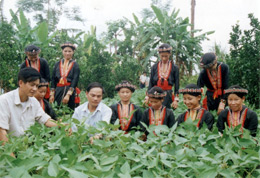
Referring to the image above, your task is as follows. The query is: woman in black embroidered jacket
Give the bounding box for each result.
[177,84,214,130]
[21,45,51,99]
[148,43,180,109]
[217,85,258,136]
[110,81,143,132]
[49,42,80,110]
[141,87,175,133]
[197,53,229,114]
[34,78,56,120]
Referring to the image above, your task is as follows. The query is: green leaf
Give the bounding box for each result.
[143,170,154,178]
[219,169,236,177]
[38,21,48,43]
[129,143,144,153]
[100,156,118,166]
[118,172,131,178]
[199,168,218,178]
[132,13,140,25]
[19,10,28,30]
[48,161,59,177]
[151,5,165,24]
[120,161,131,174]
[61,166,89,178]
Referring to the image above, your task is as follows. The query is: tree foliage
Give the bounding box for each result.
[227,14,260,109]
[0,21,20,91]
[16,0,84,32]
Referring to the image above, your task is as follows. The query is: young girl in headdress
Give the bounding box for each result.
[141,86,175,132]
[177,84,214,130]
[49,42,80,110]
[34,78,56,120]
[110,81,143,132]
[148,43,179,109]
[217,85,258,136]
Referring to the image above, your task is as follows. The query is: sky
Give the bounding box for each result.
[3,0,260,53]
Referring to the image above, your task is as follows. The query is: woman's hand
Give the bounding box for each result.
[171,100,178,109]
[49,95,54,103]
[62,94,70,104]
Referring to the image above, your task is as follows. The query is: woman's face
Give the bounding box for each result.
[62,47,74,60]
[228,94,244,112]
[149,97,164,110]
[118,88,132,103]
[183,94,201,110]
[159,52,171,63]
[34,86,47,101]
[27,54,38,62]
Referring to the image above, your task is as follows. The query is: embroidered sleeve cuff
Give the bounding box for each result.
[67,87,74,96]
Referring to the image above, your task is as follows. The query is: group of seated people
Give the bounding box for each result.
[0,67,258,152]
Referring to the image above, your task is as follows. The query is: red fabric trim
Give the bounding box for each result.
[57,82,71,87]
[40,99,45,111]
[227,108,248,133]
[184,111,189,121]
[58,60,75,86]
[202,97,208,110]
[74,87,81,103]
[149,108,152,125]
[196,109,205,128]
[160,107,166,125]
[227,111,231,127]
[25,58,40,72]
[240,108,248,134]
[44,87,50,99]
[171,94,175,102]
[206,64,222,99]
[149,107,166,125]
[38,58,41,72]
[156,61,173,91]
[25,59,29,67]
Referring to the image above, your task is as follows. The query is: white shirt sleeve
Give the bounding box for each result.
[102,106,112,124]
[71,108,80,132]
[34,100,51,124]
[0,98,10,130]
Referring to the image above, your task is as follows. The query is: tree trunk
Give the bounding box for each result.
[191,0,195,38]
[114,34,117,55]
[0,0,4,22]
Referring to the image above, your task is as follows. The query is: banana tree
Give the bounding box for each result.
[133,5,214,77]
[9,9,59,61]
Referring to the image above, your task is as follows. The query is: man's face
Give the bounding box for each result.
[86,87,103,108]
[19,79,40,97]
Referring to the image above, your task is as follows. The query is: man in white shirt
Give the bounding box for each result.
[72,82,112,131]
[139,72,147,89]
[0,68,58,147]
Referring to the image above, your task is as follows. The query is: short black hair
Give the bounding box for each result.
[18,67,41,83]
[148,86,166,100]
[86,82,105,94]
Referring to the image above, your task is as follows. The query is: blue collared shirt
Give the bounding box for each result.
[71,101,112,131]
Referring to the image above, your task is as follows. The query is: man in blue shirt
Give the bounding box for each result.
[72,82,112,131]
